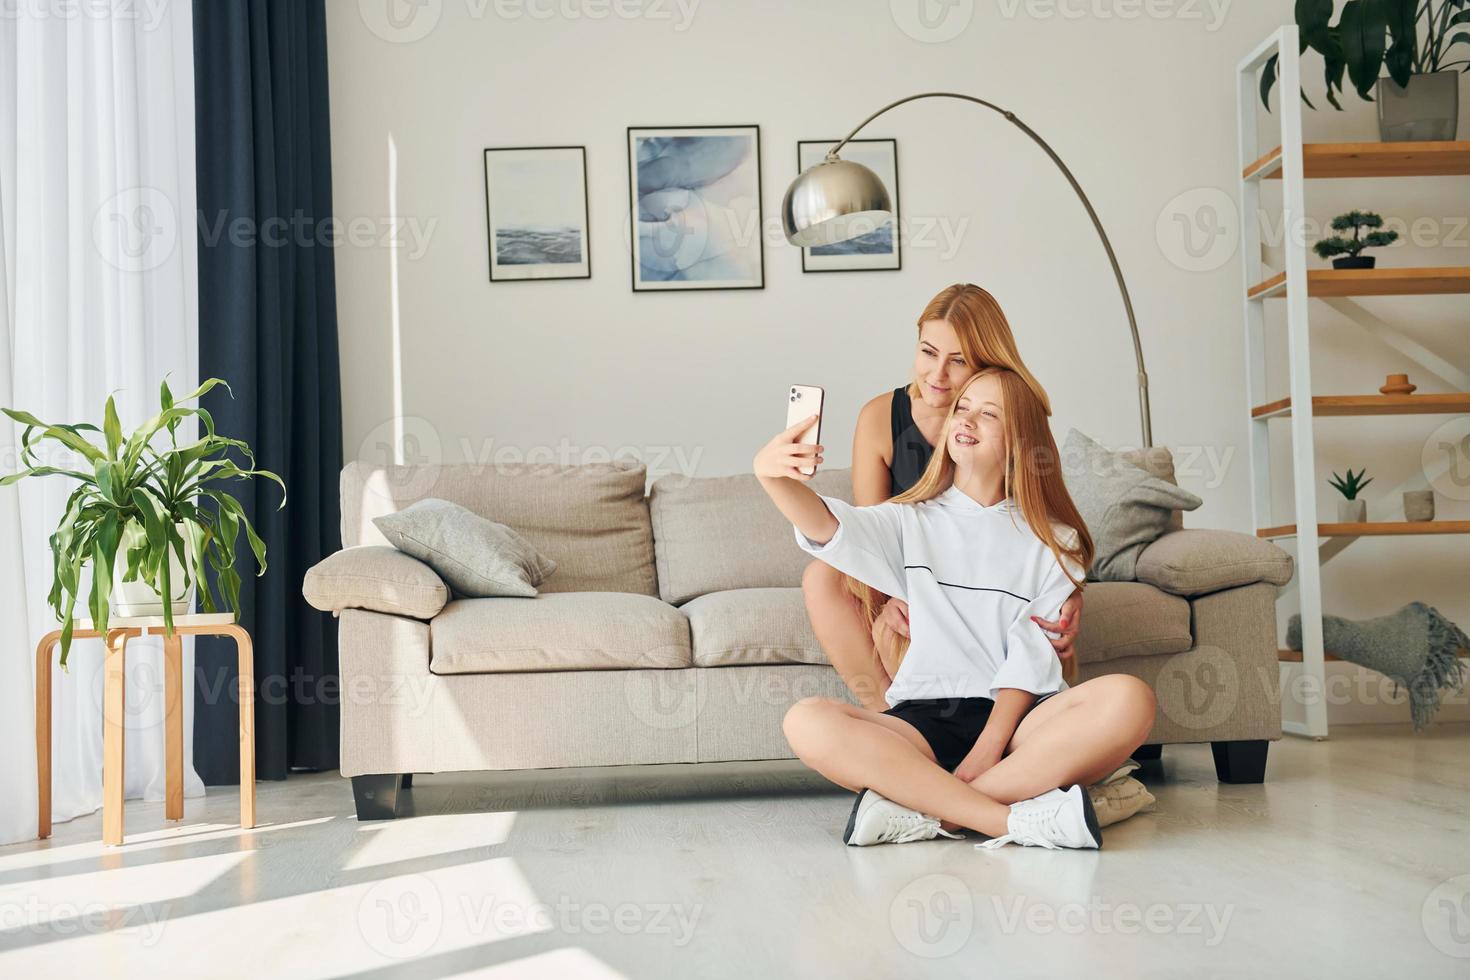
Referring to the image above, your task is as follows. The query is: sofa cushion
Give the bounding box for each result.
[341,460,657,597]
[682,588,827,667]
[1120,445,1187,533]
[429,592,691,674]
[650,468,854,605]
[1074,581,1193,665]
[1061,429,1203,582]
[1135,529,1294,597]
[373,498,558,598]
[302,546,449,620]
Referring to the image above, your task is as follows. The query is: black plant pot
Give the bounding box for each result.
[1332,256,1376,270]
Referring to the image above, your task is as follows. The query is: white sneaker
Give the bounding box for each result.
[975,785,1103,851]
[843,789,966,846]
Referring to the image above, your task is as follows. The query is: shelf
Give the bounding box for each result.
[1258,521,1470,540]
[1243,141,1470,180]
[1251,393,1470,419]
[1279,648,1467,663]
[1247,267,1470,299]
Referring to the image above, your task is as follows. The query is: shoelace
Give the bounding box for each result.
[879,813,965,844]
[975,802,1065,850]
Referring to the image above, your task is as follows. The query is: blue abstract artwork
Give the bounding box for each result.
[796,139,901,272]
[628,126,764,290]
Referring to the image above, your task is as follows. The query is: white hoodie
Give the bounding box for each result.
[795,487,1083,707]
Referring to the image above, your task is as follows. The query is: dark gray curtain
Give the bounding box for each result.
[191,0,342,783]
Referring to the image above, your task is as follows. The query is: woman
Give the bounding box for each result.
[754,369,1155,849]
[802,284,1083,711]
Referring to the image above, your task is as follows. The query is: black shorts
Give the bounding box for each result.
[884,694,1057,772]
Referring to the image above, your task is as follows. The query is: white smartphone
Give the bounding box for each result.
[785,384,825,477]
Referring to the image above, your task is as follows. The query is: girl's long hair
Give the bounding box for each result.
[853,368,1094,680]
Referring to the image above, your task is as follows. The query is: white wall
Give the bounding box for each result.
[325,0,1469,723]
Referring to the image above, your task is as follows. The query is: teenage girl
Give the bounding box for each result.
[754,368,1156,849]
[802,284,1084,712]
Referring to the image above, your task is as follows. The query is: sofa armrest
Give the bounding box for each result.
[303,545,449,619]
[1134,529,1293,598]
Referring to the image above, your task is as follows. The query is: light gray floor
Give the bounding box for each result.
[2,724,1468,979]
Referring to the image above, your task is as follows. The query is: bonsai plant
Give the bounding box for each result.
[1329,467,1373,523]
[1314,210,1398,268]
[1261,0,1469,140]
[1,378,284,666]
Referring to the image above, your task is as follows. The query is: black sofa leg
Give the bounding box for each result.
[1131,744,1162,763]
[401,773,413,789]
[352,774,404,820]
[1212,740,1268,784]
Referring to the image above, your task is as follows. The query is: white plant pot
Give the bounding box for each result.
[1336,499,1367,524]
[110,522,194,618]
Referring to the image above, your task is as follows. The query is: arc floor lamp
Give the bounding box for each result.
[781,92,1153,448]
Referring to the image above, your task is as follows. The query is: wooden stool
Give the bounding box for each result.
[35,612,256,846]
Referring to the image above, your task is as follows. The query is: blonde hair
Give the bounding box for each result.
[855,367,1093,681]
[908,283,1051,416]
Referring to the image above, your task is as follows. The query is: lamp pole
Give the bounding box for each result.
[823,92,1152,448]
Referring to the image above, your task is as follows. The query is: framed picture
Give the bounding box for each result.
[627,125,764,291]
[796,138,900,272]
[483,146,591,282]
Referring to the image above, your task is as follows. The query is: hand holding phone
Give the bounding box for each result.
[753,385,825,482]
[784,385,824,477]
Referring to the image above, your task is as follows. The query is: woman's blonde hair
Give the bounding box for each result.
[854,367,1094,680]
[909,283,1051,417]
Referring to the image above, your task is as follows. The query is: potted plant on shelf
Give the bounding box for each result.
[1314,211,1398,268]
[1329,467,1373,523]
[1262,0,1469,141]
[1,378,284,666]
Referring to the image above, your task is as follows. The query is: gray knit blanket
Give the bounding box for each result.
[1287,602,1468,730]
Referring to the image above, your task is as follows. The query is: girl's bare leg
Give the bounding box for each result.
[801,561,892,712]
[967,674,1158,807]
[782,697,1012,837]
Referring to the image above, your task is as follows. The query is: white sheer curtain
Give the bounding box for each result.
[0,0,202,846]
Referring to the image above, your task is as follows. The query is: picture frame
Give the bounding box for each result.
[795,138,901,273]
[483,145,591,282]
[627,125,764,291]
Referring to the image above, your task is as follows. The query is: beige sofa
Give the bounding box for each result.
[306,458,1293,820]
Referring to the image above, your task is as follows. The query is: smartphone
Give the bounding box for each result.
[785,384,824,477]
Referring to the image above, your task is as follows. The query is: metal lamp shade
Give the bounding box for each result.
[781,157,893,247]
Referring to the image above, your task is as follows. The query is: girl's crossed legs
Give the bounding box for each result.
[782,674,1156,838]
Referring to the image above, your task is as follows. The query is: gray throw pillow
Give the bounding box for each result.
[1061,429,1203,582]
[373,498,558,598]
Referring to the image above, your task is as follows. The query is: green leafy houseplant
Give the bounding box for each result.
[1313,210,1399,267]
[1261,0,1470,109]
[2,379,285,666]
[1329,467,1374,499]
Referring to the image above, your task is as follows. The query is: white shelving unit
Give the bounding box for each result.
[1235,27,1470,739]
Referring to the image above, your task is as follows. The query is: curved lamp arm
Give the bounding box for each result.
[828,92,1152,448]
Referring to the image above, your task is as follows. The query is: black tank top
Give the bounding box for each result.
[889,385,934,495]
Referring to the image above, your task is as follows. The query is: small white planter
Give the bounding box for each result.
[1336,499,1367,523]
[110,522,194,618]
